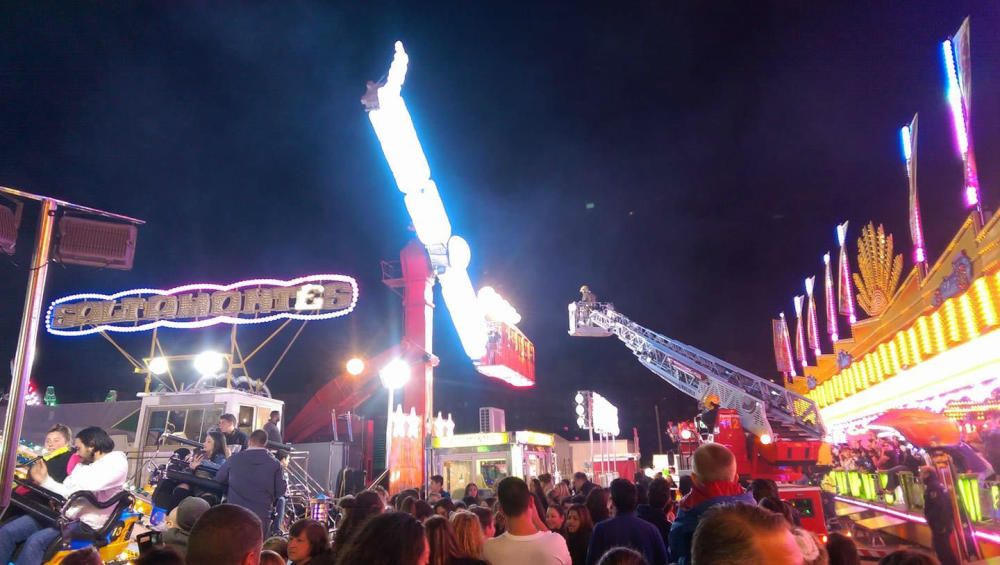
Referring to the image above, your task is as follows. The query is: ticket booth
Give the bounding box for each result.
[429,431,555,496]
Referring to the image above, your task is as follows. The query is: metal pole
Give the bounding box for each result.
[0,199,56,509]
[385,387,393,486]
[588,427,594,482]
[654,403,663,454]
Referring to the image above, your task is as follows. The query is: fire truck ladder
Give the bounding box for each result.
[569,301,825,442]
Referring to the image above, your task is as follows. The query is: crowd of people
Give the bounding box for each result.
[0,421,958,565]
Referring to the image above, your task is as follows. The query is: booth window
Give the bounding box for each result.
[238,405,255,433]
[144,406,223,447]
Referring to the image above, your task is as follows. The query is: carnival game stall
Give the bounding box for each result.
[429,431,555,496]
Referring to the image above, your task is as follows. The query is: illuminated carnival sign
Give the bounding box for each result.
[47,274,359,336]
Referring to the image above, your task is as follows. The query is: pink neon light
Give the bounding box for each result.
[794,296,807,369]
[46,274,360,337]
[805,276,821,357]
[824,254,838,343]
[781,312,797,378]
[837,222,857,324]
[833,496,926,524]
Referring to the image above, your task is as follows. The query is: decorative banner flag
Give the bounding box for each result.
[837,222,857,324]
[794,296,807,369]
[943,17,982,219]
[805,276,821,357]
[823,253,838,343]
[901,114,927,268]
[772,314,796,377]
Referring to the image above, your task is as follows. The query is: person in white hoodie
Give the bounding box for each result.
[0,426,128,565]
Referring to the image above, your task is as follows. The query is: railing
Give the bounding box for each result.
[829,468,1000,525]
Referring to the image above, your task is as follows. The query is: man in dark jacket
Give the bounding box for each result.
[637,477,671,547]
[921,467,960,565]
[669,443,755,565]
[587,478,667,565]
[216,430,286,536]
[573,472,596,498]
[217,413,249,452]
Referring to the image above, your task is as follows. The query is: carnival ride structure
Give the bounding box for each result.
[569,298,825,481]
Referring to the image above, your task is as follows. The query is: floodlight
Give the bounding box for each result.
[760,433,773,445]
[680,429,693,440]
[193,351,225,376]
[379,359,411,390]
[346,358,366,376]
[148,357,169,376]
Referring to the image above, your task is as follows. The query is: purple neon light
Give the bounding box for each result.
[943,40,969,156]
[46,274,359,337]
[835,495,1000,545]
[901,121,927,266]
[837,222,857,324]
[823,254,838,343]
[833,496,926,524]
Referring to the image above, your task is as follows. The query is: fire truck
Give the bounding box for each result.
[569,294,828,530]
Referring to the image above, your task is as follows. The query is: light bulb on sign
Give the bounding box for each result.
[193,351,225,376]
[148,357,169,376]
[575,393,584,404]
[575,405,585,416]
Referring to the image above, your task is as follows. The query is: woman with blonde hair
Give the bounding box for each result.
[450,510,485,561]
[425,514,486,565]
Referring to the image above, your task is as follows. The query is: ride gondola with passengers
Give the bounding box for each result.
[0,426,139,565]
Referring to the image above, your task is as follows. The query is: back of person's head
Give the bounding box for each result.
[60,547,102,565]
[647,477,670,510]
[336,511,427,565]
[262,536,288,560]
[469,505,493,532]
[596,546,648,565]
[878,549,940,565]
[401,495,417,515]
[414,499,433,521]
[678,475,694,496]
[175,496,211,532]
[424,515,458,565]
[289,518,330,557]
[187,503,263,565]
[791,527,828,565]
[609,478,638,513]
[333,490,384,553]
[692,442,737,484]
[750,478,779,503]
[586,487,611,523]
[258,550,284,565]
[574,471,588,482]
[496,476,532,518]
[76,426,115,454]
[759,496,795,525]
[395,488,419,510]
[451,510,484,558]
[249,429,269,447]
[135,546,185,565]
[692,503,802,565]
[825,532,860,565]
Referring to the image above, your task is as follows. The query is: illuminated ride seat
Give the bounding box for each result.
[7,478,138,564]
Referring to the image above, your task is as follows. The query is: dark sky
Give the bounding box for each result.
[1,2,998,459]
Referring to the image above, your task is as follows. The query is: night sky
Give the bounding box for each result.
[1,2,999,461]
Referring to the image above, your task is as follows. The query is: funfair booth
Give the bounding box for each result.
[770,18,1000,560]
[429,431,555,495]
